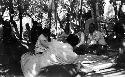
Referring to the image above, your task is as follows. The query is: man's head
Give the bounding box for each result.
[66,34,79,47]
[89,23,97,34]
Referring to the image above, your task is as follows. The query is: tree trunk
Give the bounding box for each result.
[89,0,98,28]
[19,11,22,40]
[18,0,22,40]
[54,0,58,37]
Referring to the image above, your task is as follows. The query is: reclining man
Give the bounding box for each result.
[21,28,78,77]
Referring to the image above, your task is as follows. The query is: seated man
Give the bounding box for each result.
[21,34,78,77]
[73,31,87,55]
[87,23,106,46]
[76,31,85,48]
[93,30,106,45]
[87,30,107,55]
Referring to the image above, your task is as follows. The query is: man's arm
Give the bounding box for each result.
[35,34,49,53]
[61,43,78,64]
[76,32,85,47]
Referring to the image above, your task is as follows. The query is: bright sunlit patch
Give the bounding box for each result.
[2,8,10,21]
[122,4,125,13]
[103,0,115,19]
[113,36,116,39]
[32,63,37,75]
[63,0,70,6]
[0,24,2,28]
[47,59,51,63]
[63,52,67,60]
[62,45,67,48]
[27,63,37,77]
[122,41,125,47]
[28,71,34,77]
[50,54,58,62]
[22,15,32,31]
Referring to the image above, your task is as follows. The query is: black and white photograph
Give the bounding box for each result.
[0,0,125,77]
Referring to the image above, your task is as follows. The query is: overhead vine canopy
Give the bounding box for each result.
[25,0,90,21]
[0,0,105,28]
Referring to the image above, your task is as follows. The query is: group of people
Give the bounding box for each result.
[20,19,108,77]
[20,2,125,77]
[1,0,124,76]
[0,5,112,77]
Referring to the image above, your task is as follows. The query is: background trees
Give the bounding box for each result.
[0,0,121,39]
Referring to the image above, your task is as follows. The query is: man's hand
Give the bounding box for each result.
[76,45,80,48]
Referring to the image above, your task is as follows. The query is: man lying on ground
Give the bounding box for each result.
[21,33,78,77]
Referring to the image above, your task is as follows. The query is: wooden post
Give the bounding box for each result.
[54,0,58,38]
[80,0,82,27]
[18,0,22,40]
[48,0,52,39]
